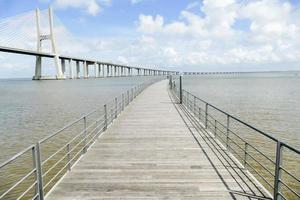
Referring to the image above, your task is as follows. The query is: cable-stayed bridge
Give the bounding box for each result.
[0,7,299,200]
[0,8,178,80]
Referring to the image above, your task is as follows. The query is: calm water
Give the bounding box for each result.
[0,77,158,163]
[0,72,299,199]
[176,72,300,198]
[182,71,300,149]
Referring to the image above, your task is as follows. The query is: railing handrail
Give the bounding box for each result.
[0,77,164,200]
[170,75,299,200]
[0,145,35,169]
[182,89,298,152]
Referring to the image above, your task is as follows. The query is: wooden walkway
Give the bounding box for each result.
[46,80,270,200]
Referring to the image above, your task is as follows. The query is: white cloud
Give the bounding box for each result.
[1,0,300,77]
[132,0,300,71]
[137,14,164,33]
[51,0,112,16]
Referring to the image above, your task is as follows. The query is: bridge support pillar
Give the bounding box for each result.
[33,56,42,80]
[102,64,105,77]
[76,61,80,78]
[108,65,111,77]
[94,62,98,78]
[98,64,101,78]
[61,59,66,78]
[69,59,73,79]
[33,8,64,80]
[83,61,88,78]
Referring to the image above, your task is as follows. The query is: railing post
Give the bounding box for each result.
[115,97,117,119]
[194,96,196,114]
[134,87,136,98]
[131,88,134,100]
[83,116,87,153]
[31,146,38,198]
[127,90,129,105]
[205,103,208,129]
[179,75,182,104]
[67,143,71,171]
[244,142,248,168]
[111,108,113,122]
[214,119,217,137]
[273,141,283,200]
[104,104,107,130]
[186,92,189,108]
[122,93,125,111]
[34,142,44,200]
[226,115,230,149]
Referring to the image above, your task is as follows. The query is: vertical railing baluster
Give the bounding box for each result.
[35,142,44,200]
[111,108,113,122]
[214,119,217,137]
[194,96,196,114]
[273,141,283,200]
[31,146,38,199]
[226,115,230,149]
[244,142,248,168]
[67,144,71,171]
[127,90,129,105]
[205,103,208,129]
[179,76,182,104]
[187,93,189,109]
[122,93,125,111]
[104,104,107,130]
[83,116,87,152]
[131,88,134,101]
[115,97,117,119]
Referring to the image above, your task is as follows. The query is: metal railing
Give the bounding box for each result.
[0,77,164,200]
[169,75,300,200]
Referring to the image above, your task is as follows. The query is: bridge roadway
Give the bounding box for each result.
[46,80,269,200]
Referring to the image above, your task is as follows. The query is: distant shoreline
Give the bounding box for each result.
[0,70,300,80]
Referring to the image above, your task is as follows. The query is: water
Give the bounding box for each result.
[182,71,300,149]
[0,77,158,163]
[178,71,300,198]
[0,72,299,199]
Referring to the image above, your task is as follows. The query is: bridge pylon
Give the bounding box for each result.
[33,7,64,80]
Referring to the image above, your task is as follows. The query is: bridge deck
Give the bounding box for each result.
[46,80,269,200]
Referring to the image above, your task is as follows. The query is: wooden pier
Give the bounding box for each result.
[46,80,269,200]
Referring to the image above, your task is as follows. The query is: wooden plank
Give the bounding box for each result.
[46,80,269,200]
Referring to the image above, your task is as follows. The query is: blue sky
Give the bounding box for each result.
[0,0,300,77]
[0,0,200,37]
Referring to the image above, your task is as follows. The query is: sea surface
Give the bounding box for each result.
[0,76,158,163]
[181,71,300,149]
[0,72,299,199]
[178,71,300,198]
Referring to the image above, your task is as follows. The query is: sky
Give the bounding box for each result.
[0,0,300,77]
